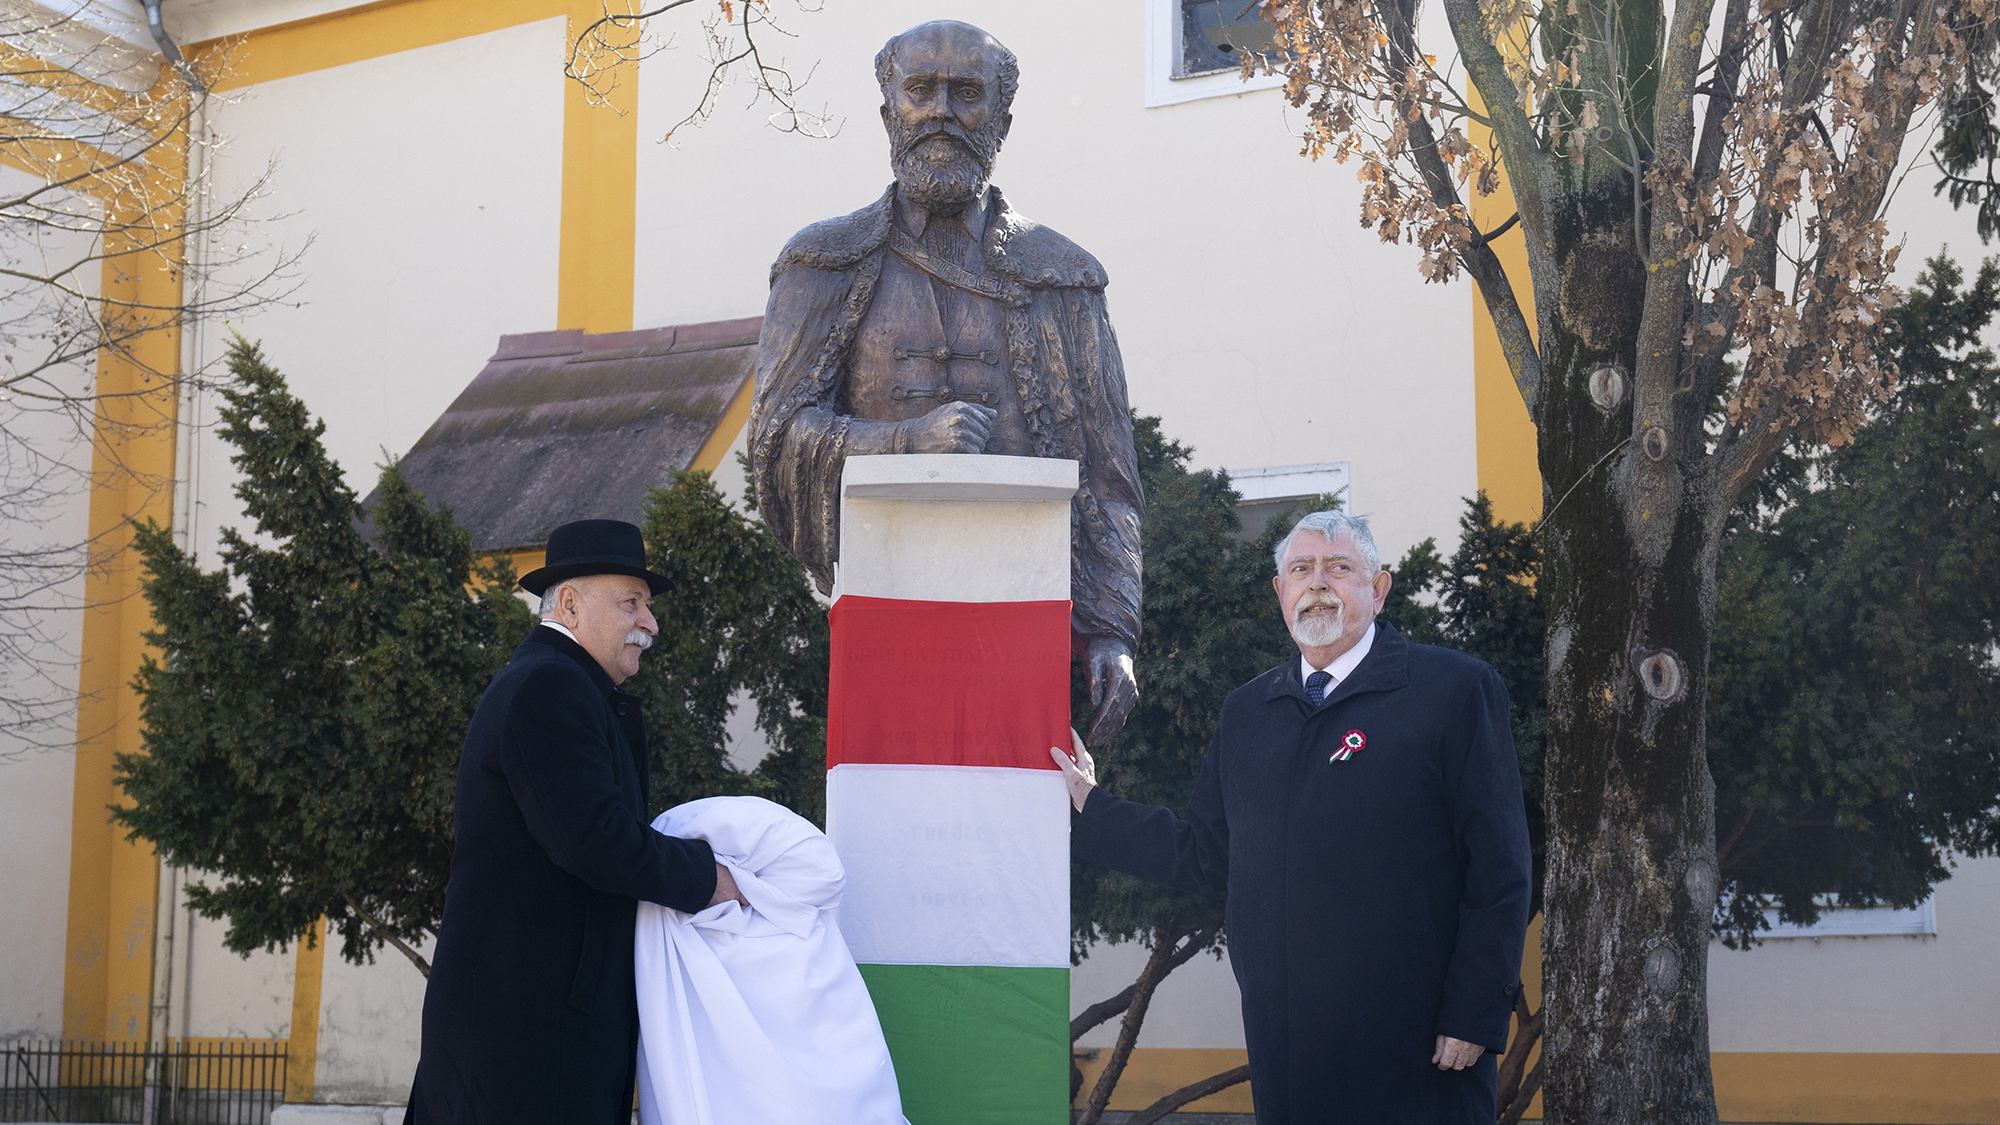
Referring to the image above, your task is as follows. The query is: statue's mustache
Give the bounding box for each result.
[898,123,984,162]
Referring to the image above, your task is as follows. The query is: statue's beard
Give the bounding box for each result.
[890,118,1002,213]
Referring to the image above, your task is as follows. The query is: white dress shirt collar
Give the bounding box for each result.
[538,619,579,644]
[1301,621,1377,689]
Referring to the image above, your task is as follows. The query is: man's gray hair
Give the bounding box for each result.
[537,583,571,618]
[1274,511,1382,575]
[875,23,1020,116]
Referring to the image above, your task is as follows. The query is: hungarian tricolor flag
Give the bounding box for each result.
[827,595,1072,1124]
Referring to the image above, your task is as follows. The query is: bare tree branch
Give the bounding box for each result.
[1069,923,1221,1043]
[343,894,431,978]
[564,0,839,144]
[0,13,301,753]
[1125,1064,1251,1125]
[1436,0,1561,288]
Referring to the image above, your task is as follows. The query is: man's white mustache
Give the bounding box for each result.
[1294,594,1343,616]
[625,630,654,650]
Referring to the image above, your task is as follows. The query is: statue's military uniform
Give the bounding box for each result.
[750,184,1142,655]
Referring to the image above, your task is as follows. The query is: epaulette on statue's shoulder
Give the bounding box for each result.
[772,188,896,280]
[984,192,1108,292]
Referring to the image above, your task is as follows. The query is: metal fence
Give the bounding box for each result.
[0,1039,286,1125]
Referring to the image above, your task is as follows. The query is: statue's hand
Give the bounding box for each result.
[1083,637,1138,745]
[901,402,996,454]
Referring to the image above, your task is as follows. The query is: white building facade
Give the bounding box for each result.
[0,0,1995,1119]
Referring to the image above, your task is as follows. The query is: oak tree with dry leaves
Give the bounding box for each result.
[1249,0,1995,1118]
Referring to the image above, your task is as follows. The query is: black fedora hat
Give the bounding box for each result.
[519,519,674,597]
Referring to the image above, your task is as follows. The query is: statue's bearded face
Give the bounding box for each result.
[880,28,1012,214]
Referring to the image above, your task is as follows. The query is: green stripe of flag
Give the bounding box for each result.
[856,963,1070,1124]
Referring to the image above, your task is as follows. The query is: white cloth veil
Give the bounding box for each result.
[635,796,908,1125]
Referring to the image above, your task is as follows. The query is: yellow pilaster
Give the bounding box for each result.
[1467,81,1543,525]
[285,917,327,1102]
[556,8,639,334]
[688,378,755,475]
[62,186,185,1043]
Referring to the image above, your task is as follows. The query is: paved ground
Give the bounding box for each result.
[1068,1117,1787,1124]
[1080,1104,1248,1112]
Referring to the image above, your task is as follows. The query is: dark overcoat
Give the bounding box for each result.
[407,627,717,1125]
[1074,622,1532,1125]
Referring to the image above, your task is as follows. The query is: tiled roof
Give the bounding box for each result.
[377,317,759,552]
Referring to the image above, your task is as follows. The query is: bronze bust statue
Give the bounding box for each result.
[749,19,1143,742]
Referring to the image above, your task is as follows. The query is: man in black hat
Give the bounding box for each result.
[408,519,743,1125]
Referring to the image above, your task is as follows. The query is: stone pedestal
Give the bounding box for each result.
[826,454,1076,1125]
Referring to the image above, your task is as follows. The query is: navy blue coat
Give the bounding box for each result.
[408,627,717,1125]
[1074,622,1531,1124]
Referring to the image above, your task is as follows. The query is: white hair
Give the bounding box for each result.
[537,582,573,618]
[1274,510,1381,575]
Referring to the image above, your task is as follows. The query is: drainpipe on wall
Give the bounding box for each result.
[142,0,201,1110]
[143,864,179,1125]
[171,34,208,560]
[140,0,204,93]
[158,3,211,1085]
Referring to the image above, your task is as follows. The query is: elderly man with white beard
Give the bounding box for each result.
[1052,511,1534,1125]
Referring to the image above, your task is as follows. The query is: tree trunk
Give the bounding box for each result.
[1076,926,1188,1125]
[1539,515,1720,1122]
[1533,184,1724,1120]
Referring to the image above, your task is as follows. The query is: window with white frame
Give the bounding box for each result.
[1756,896,1937,939]
[1146,0,1289,107]
[1225,462,1351,540]
[1716,894,1938,940]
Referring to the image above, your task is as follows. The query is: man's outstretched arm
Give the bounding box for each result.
[1051,729,1229,897]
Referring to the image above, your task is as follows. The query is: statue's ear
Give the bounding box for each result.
[880,103,891,130]
[999,112,1013,143]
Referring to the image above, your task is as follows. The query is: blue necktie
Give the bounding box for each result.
[1306,670,1332,706]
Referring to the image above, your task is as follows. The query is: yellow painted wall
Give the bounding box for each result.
[1713,1053,2000,1124]
[284,917,326,1102]
[1466,100,1542,526]
[689,377,755,477]
[56,0,648,1055]
[1087,1045,2000,1123]
[62,180,188,1044]
[115,0,649,1071]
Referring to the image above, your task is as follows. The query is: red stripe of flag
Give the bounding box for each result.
[827,595,1071,770]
